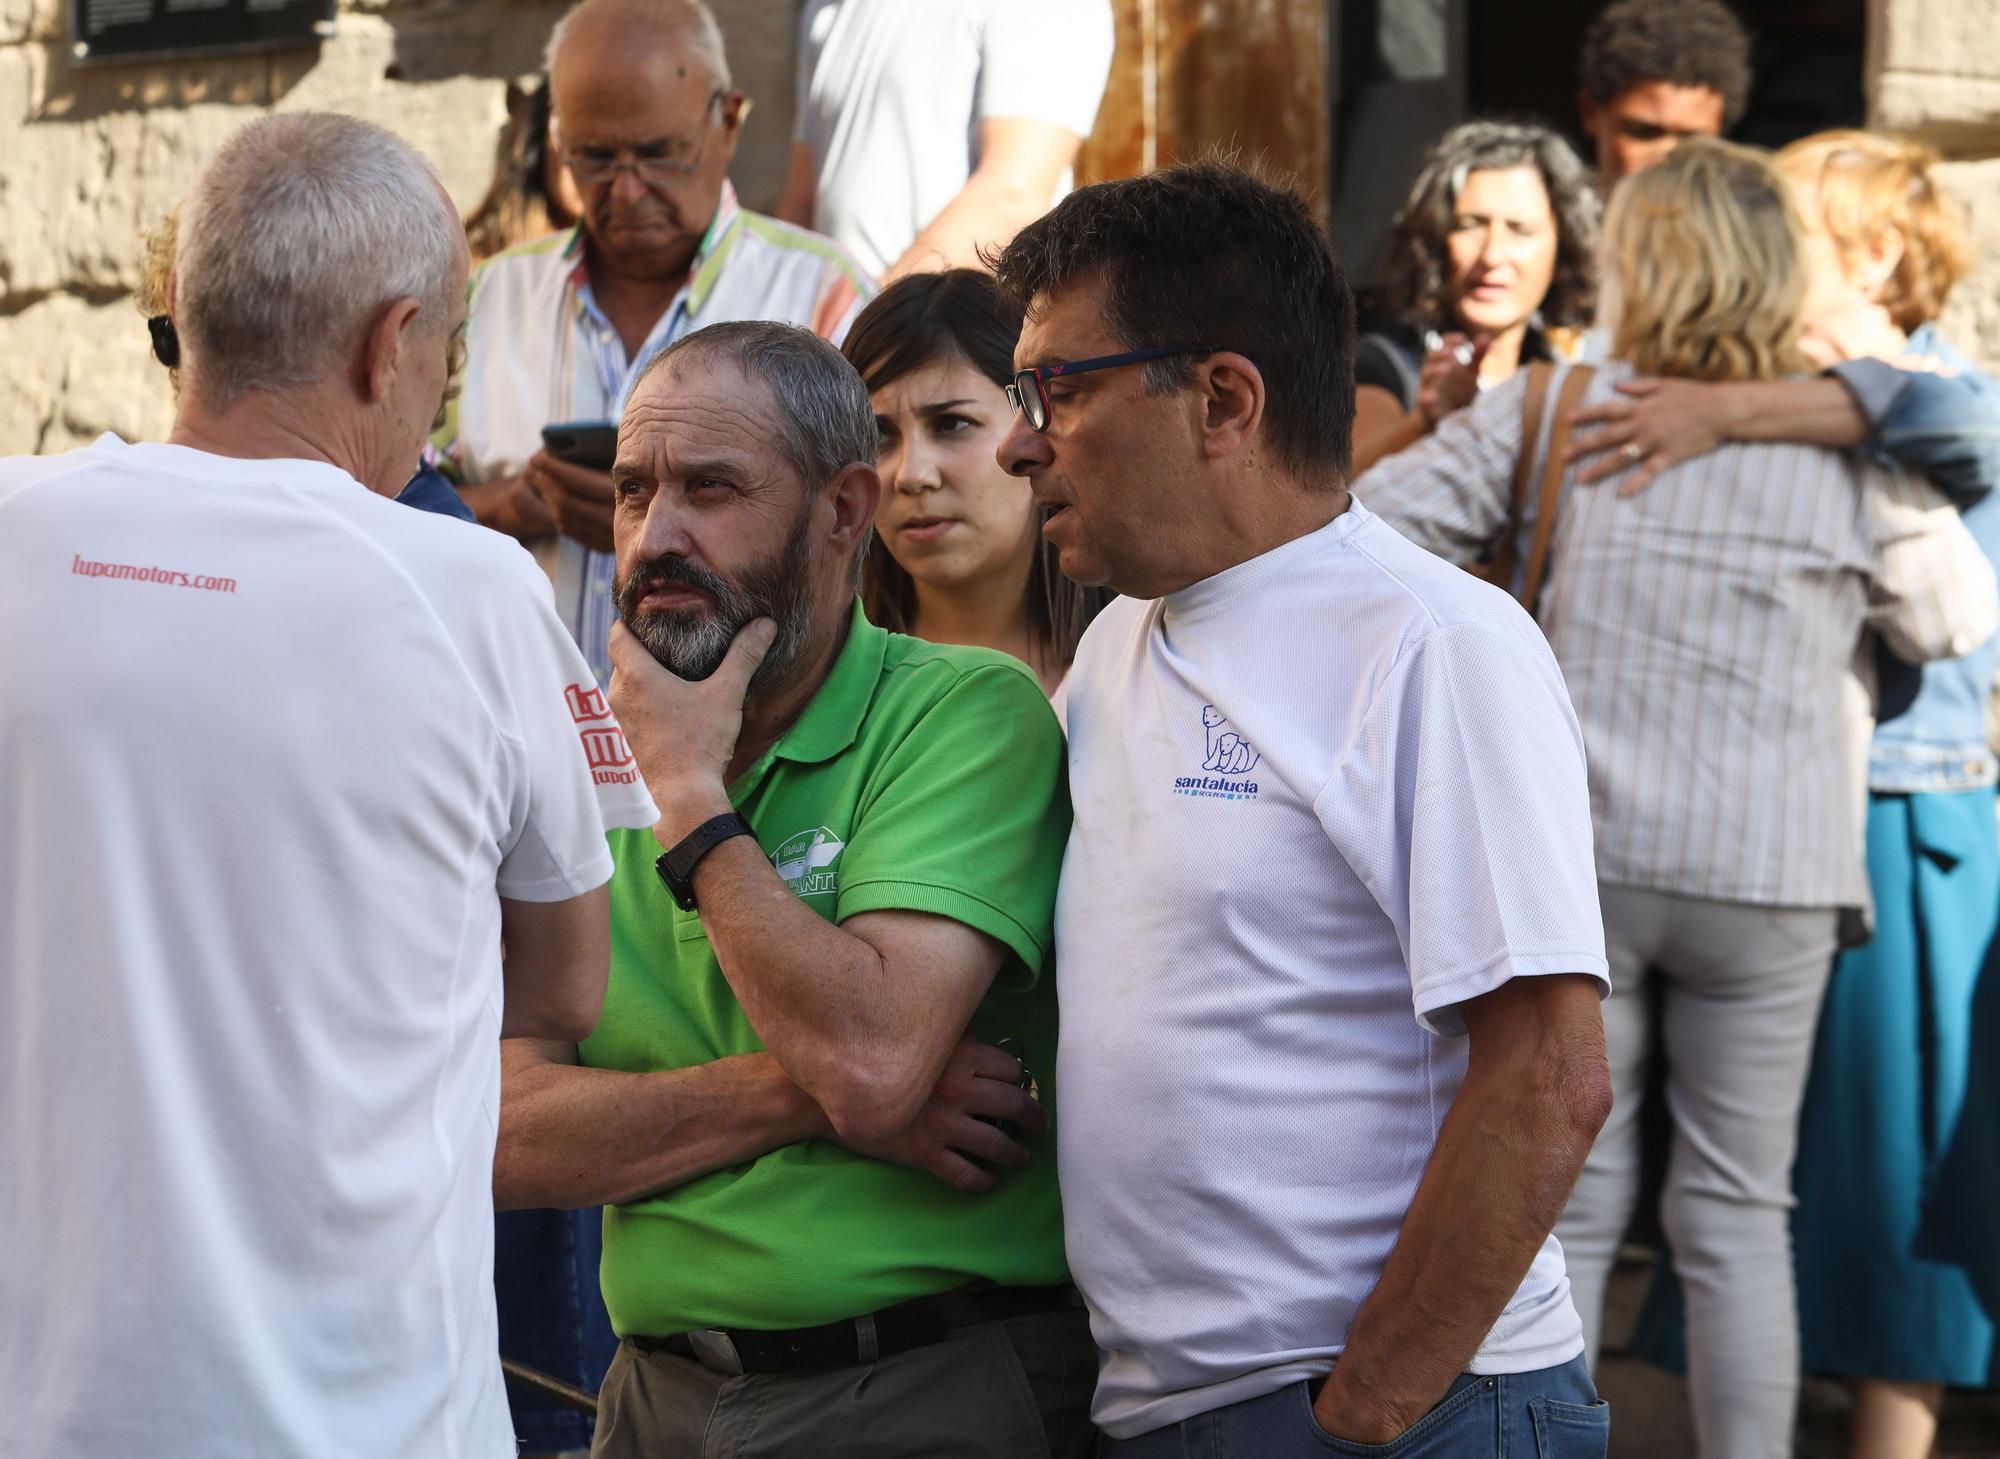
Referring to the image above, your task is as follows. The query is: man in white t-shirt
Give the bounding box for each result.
[0,114,658,1459]
[777,0,1115,281]
[990,162,1616,1457]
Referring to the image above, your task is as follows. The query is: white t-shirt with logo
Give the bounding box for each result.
[793,0,1116,278]
[0,438,658,1459]
[1056,501,1609,1438]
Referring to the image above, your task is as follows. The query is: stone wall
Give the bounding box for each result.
[0,0,798,455]
[1870,0,2000,368]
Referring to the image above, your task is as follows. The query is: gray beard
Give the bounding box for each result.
[614,511,816,691]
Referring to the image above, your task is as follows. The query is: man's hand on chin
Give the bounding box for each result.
[606,617,775,845]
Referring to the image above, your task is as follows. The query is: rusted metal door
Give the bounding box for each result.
[1078,0,1332,212]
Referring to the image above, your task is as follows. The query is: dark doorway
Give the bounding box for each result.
[1332,0,1868,289]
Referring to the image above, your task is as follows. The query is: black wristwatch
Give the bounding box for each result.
[654,812,756,911]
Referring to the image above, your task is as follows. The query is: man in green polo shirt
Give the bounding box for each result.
[494,320,1091,1457]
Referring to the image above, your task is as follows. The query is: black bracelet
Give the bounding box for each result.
[654,812,756,912]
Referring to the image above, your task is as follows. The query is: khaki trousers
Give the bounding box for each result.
[590,1307,1098,1459]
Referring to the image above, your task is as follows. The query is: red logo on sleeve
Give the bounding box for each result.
[566,683,612,723]
[565,682,639,784]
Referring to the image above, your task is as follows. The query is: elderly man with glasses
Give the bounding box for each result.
[440,0,872,687]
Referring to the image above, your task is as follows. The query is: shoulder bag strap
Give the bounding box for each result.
[1482,361,1555,592]
[1520,364,1597,617]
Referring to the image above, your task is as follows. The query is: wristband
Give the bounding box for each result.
[654,812,755,911]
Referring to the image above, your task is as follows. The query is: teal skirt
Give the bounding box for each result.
[1632,788,2000,1387]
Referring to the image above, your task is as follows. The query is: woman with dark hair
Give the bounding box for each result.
[842,269,1110,705]
[1352,119,1600,473]
[464,78,582,262]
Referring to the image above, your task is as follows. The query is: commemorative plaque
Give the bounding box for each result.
[70,0,337,64]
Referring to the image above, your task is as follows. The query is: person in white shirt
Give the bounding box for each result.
[990,160,1615,1457]
[777,0,1115,282]
[0,113,658,1459]
[444,0,872,684]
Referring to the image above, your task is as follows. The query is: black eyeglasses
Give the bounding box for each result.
[1005,345,1213,432]
[561,91,726,187]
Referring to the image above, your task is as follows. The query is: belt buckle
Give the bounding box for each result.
[686,1328,745,1376]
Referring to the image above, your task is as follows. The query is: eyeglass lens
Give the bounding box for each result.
[1009,373,1048,431]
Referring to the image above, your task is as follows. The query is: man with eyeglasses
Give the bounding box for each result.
[991,161,1617,1457]
[440,0,872,687]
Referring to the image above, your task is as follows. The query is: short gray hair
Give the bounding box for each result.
[175,113,462,410]
[545,0,732,89]
[637,321,878,491]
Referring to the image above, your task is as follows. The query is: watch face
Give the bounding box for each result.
[655,850,698,911]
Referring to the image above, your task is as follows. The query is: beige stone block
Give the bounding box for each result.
[269,14,501,209]
[0,0,61,45]
[0,42,264,300]
[1875,0,2000,80]
[0,290,173,455]
[1937,159,2000,373]
[1872,71,2000,150]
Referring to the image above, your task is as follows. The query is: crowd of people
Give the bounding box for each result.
[2,1,1996,1457]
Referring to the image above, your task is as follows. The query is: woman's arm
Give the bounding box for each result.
[1567,363,2000,505]
[1354,370,1534,566]
[1352,384,1428,476]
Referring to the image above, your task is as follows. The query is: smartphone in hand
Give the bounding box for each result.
[540,420,618,472]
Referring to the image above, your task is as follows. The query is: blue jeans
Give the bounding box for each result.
[1102,1354,1607,1458]
[494,1207,619,1453]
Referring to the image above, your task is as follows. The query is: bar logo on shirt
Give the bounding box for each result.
[564,682,640,786]
[773,826,844,898]
[1173,705,1261,801]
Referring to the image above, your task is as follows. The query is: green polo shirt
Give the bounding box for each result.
[579,601,1072,1336]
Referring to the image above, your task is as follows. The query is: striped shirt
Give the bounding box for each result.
[440,182,872,681]
[1357,358,1998,910]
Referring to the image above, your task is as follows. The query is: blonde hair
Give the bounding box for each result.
[1601,138,1808,382]
[1776,130,1970,332]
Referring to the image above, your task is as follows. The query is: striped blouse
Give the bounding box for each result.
[1357,358,1998,910]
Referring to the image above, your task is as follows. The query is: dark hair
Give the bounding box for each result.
[465,78,573,261]
[991,158,1357,483]
[1580,0,1753,128]
[1373,120,1601,334]
[842,270,1112,669]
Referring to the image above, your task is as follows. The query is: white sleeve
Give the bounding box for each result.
[484,557,660,901]
[1317,617,1609,1036]
[976,0,1114,137]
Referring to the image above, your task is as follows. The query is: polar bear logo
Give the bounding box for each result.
[1201,705,1260,775]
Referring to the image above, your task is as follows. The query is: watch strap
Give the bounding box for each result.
[655,812,756,911]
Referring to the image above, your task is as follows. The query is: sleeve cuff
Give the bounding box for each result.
[497,845,616,904]
[1414,948,1612,1038]
[835,877,1050,991]
[1826,356,1907,432]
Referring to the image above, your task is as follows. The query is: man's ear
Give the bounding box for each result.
[721,90,751,137]
[826,460,881,558]
[361,295,424,404]
[1196,351,1265,462]
[1578,91,1600,133]
[716,90,750,165]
